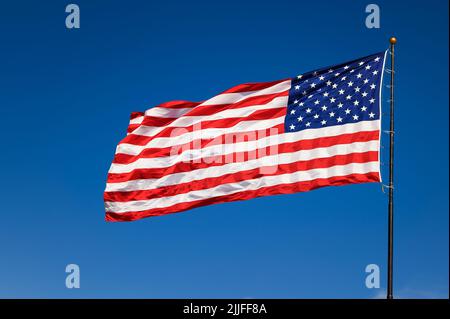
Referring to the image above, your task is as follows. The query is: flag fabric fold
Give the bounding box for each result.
[104,51,387,222]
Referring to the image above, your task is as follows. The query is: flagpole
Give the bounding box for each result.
[387,36,396,300]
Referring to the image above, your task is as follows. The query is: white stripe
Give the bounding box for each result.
[378,50,388,183]
[130,80,291,121]
[199,80,291,106]
[114,131,281,172]
[114,119,379,160]
[105,161,379,213]
[129,116,144,125]
[116,116,285,155]
[106,140,379,191]
[144,107,192,118]
[131,96,288,138]
[114,120,379,171]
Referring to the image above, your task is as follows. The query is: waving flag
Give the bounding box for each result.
[104,52,387,222]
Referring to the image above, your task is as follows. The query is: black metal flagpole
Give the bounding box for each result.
[387,36,396,300]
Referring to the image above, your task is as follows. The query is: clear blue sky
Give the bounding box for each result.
[0,0,448,298]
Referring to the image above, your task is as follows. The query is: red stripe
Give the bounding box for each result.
[121,91,288,145]
[119,107,286,146]
[131,92,287,129]
[220,79,288,94]
[127,124,140,134]
[130,112,144,120]
[105,172,380,222]
[105,151,379,202]
[126,102,202,133]
[155,100,202,109]
[138,91,288,128]
[113,124,284,165]
[127,112,144,133]
[172,91,288,117]
[109,130,379,184]
[139,116,178,127]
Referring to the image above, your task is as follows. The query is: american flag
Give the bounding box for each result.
[105,51,387,222]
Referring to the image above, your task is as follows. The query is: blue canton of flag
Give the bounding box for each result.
[285,52,387,132]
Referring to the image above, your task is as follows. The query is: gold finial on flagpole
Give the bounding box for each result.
[389,37,397,44]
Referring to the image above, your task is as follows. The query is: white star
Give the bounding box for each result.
[339,89,345,95]
[341,76,347,81]
[321,105,327,111]
[369,98,375,104]
[313,71,318,76]
[321,120,327,125]
[344,65,349,70]
[332,83,338,89]
[354,87,361,92]
[357,73,363,79]
[323,92,329,97]
[359,61,365,66]
[306,108,312,113]
[290,109,296,115]
[297,74,303,79]
[375,57,380,62]
[345,108,351,114]
[364,79,369,84]
[290,124,295,130]
[346,95,352,100]
[306,122,311,127]
[294,99,299,104]
[314,99,320,105]
[362,92,368,97]
[361,106,367,111]
[370,83,376,89]
[299,102,304,106]
[337,102,343,108]
[295,85,300,90]
[297,116,303,122]
[337,117,343,122]
[314,114,319,119]
[330,97,336,103]
[334,72,340,77]
[319,75,325,81]
[347,81,354,87]
[353,115,359,120]
[328,69,333,73]
[365,65,371,70]
[353,100,359,106]
[329,112,335,117]
[372,70,378,75]
[308,94,313,99]
[326,80,332,86]
[369,112,375,118]
[349,69,355,73]
[302,90,308,95]
[310,83,316,88]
